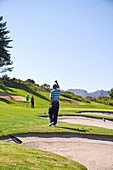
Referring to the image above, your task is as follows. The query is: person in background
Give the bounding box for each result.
[49,80,60,127]
[26,93,30,108]
[31,95,34,108]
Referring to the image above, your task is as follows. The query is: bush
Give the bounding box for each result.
[26,79,35,84]
[107,101,113,106]
[109,88,113,99]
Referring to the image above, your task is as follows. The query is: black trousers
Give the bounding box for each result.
[31,101,34,108]
[49,101,59,125]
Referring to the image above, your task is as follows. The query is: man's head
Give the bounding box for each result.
[53,84,57,89]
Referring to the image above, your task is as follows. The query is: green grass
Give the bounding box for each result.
[0,105,113,136]
[0,86,113,110]
[0,86,113,137]
[0,86,113,169]
[0,141,86,170]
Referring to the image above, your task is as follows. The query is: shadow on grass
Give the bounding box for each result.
[0,98,14,104]
[23,89,50,102]
[30,91,50,102]
[1,80,50,102]
[57,126,89,133]
[0,85,16,93]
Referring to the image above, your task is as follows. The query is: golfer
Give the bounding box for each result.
[26,93,30,108]
[31,95,34,108]
[49,80,60,127]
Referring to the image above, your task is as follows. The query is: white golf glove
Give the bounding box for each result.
[49,104,52,109]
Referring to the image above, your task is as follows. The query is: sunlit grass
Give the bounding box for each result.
[0,141,86,170]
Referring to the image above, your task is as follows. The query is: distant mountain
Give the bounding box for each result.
[66,89,109,98]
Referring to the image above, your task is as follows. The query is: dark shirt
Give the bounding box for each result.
[31,96,34,102]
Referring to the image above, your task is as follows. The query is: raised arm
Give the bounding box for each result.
[55,80,60,88]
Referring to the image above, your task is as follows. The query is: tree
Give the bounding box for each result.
[0,16,13,73]
[109,88,113,99]
[41,83,50,89]
[2,74,10,80]
[26,79,35,84]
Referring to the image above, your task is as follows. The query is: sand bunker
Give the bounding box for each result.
[58,116,113,129]
[1,114,113,170]
[0,92,26,101]
[0,92,83,105]
[80,111,113,117]
[11,134,113,170]
[59,99,84,105]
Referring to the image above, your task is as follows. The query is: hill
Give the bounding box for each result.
[67,89,109,98]
[0,75,51,93]
[0,75,112,107]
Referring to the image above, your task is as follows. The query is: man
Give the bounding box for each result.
[26,93,30,108]
[31,95,34,108]
[49,80,60,127]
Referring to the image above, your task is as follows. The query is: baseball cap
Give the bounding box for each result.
[53,84,57,88]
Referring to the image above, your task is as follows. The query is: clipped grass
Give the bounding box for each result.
[0,141,86,170]
[0,85,113,136]
[0,106,113,136]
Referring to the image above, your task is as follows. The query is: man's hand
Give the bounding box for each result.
[55,80,57,83]
[49,104,52,109]
[55,80,60,88]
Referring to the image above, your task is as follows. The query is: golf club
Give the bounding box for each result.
[10,134,22,144]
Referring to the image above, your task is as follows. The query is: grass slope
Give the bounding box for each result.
[0,141,86,170]
[0,86,113,110]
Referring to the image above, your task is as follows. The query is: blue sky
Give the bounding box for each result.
[0,0,113,92]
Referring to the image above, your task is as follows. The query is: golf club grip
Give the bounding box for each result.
[10,135,22,143]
